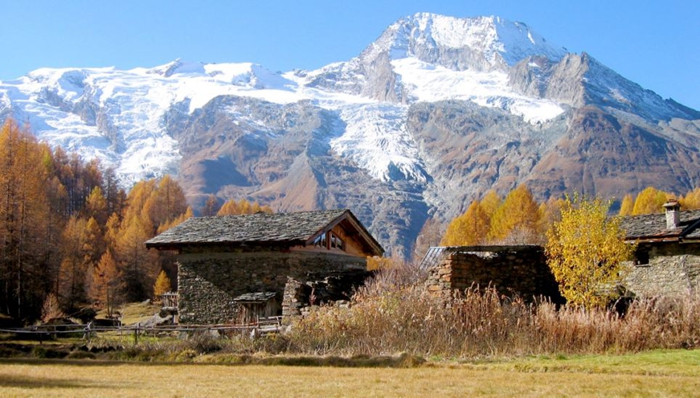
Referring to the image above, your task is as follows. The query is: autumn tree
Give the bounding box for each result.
[217,199,240,215]
[545,195,634,309]
[217,198,273,216]
[488,185,541,243]
[153,270,172,298]
[441,200,490,246]
[479,190,501,222]
[89,249,119,317]
[411,216,443,264]
[85,186,109,226]
[201,194,220,216]
[142,175,188,234]
[0,120,53,320]
[618,194,635,216]
[680,188,700,210]
[115,216,158,302]
[537,197,565,234]
[58,216,89,311]
[632,187,671,215]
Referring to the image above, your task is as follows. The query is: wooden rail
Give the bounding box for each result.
[0,317,283,344]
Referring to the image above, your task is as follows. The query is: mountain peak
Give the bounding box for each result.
[366,13,566,71]
[149,59,206,77]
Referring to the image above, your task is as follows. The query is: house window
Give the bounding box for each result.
[313,232,345,251]
[330,233,345,250]
[313,234,327,248]
[635,250,650,266]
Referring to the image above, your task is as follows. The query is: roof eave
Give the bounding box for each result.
[304,210,384,256]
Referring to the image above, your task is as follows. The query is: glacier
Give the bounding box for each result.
[0,13,690,188]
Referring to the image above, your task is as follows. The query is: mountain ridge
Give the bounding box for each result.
[1,13,699,257]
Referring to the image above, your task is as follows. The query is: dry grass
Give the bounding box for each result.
[285,266,700,358]
[0,350,698,397]
[108,301,161,326]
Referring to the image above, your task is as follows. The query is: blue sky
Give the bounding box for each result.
[2,0,698,109]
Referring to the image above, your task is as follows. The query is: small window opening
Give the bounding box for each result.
[635,250,649,266]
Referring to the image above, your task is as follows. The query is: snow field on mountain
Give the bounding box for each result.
[331,104,427,183]
[391,58,564,123]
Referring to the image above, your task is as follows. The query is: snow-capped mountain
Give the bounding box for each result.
[1,13,699,257]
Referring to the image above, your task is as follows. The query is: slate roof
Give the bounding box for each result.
[232,292,277,303]
[145,209,383,254]
[620,210,700,242]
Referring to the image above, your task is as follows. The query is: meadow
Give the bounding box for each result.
[0,349,698,397]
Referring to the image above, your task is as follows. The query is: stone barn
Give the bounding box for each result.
[621,200,700,297]
[420,245,564,303]
[421,200,700,304]
[145,209,383,324]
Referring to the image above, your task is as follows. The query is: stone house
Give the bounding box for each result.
[620,200,700,297]
[421,245,564,303]
[421,200,700,303]
[145,209,383,324]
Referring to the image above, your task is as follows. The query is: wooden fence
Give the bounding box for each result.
[0,316,283,344]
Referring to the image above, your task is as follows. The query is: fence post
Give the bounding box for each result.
[134,325,139,345]
[84,321,92,343]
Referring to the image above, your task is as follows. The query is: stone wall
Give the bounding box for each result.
[282,270,373,318]
[425,246,563,302]
[177,249,366,324]
[624,243,700,297]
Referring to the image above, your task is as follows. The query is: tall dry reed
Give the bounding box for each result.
[286,266,700,358]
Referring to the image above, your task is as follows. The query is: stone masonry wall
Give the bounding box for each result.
[624,243,700,297]
[282,270,373,318]
[426,246,563,302]
[177,250,366,324]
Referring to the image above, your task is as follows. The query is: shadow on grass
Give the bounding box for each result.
[0,374,116,390]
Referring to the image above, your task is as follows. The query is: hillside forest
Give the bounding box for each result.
[1,119,698,324]
[0,120,272,323]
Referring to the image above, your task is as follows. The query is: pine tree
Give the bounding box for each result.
[142,176,188,234]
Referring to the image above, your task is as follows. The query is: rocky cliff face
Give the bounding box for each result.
[1,13,699,258]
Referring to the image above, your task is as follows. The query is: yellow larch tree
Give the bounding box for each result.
[89,249,120,317]
[631,186,671,215]
[217,199,240,215]
[488,185,541,243]
[441,200,490,246]
[618,194,635,216]
[680,188,700,210]
[153,270,173,298]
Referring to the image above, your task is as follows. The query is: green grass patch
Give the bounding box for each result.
[459,349,700,377]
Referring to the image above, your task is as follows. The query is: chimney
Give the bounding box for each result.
[663,199,681,230]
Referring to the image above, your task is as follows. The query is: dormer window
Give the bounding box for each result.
[313,231,345,251]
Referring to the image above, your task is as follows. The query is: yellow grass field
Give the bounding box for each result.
[0,350,698,397]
